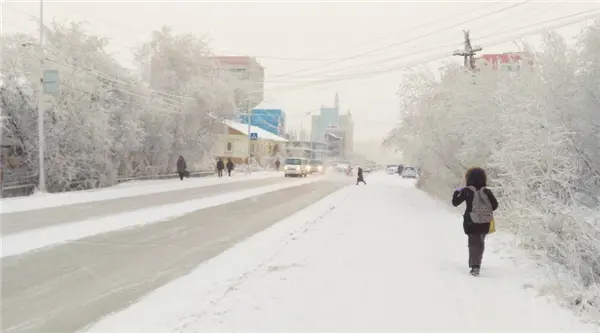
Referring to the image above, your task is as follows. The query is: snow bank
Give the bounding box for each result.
[0,172,279,214]
[81,174,598,333]
[2,177,315,258]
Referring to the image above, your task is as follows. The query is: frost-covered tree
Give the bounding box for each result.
[1,22,238,192]
[387,22,600,317]
[136,26,237,172]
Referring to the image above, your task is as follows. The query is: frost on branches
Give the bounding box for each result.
[1,22,237,192]
[387,23,600,317]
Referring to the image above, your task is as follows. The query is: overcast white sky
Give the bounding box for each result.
[2,1,599,141]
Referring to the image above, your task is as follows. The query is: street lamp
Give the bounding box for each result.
[299,111,311,141]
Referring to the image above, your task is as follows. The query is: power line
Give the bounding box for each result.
[270,0,533,78]
[3,8,598,106]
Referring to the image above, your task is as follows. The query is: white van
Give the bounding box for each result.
[284,157,309,177]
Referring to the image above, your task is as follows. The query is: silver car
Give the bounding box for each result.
[401,166,418,178]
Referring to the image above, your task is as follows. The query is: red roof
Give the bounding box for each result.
[211,56,253,66]
[480,53,522,64]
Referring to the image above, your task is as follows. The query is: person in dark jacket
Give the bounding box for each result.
[452,167,498,276]
[176,155,187,181]
[275,159,281,171]
[226,158,234,177]
[356,167,367,185]
[397,164,404,175]
[216,158,225,177]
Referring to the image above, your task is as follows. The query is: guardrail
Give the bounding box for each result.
[1,169,216,198]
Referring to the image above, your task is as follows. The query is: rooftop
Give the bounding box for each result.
[223,119,287,142]
[210,56,264,69]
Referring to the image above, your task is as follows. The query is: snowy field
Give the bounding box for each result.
[2,176,319,258]
[0,171,280,214]
[82,173,599,333]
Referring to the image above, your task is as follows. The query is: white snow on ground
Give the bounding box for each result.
[2,177,319,258]
[0,171,280,214]
[82,173,599,333]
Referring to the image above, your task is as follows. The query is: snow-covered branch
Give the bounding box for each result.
[387,22,600,316]
[1,22,238,192]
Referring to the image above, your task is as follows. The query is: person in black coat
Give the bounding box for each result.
[176,155,187,181]
[226,158,234,177]
[216,158,225,177]
[356,167,367,185]
[452,167,498,275]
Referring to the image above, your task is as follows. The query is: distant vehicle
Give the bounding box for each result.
[336,164,349,173]
[284,157,309,177]
[385,165,398,175]
[309,160,324,174]
[362,165,373,173]
[401,166,418,178]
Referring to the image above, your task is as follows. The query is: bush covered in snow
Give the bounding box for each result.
[1,23,240,192]
[386,22,600,318]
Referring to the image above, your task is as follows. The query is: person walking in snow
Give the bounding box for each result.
[216,158,225,178]
[176,155,187,181]
[275,159,281,171]
[226,158,234,177]
[356,167,367,185]
[452,167,498,276]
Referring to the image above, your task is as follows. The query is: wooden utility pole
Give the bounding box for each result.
[452,30,482,71]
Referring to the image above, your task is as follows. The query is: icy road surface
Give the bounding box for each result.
[83,173,599,333]
[1,174,344,333]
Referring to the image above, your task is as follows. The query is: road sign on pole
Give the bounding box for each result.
[42,69,60,94]
[250,132,258,140]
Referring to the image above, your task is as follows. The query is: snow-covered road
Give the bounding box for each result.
[83,173,599,333]
[2,176,344,333]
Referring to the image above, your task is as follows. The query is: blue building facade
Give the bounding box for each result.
[239,108,286,137]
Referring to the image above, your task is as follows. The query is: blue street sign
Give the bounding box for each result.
[250,132,258,140]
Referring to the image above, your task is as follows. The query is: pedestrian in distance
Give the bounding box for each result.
[356,167,367,185]
[275,159,281,171]
[216,158,225,178]
[452,167,498,276]
[226,158,234,177]
[176,155,187,181]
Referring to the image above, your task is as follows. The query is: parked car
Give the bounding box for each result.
[401,166,418,178]
[362,165,373,173]
[284,158,309,177]
[385,165,398,175]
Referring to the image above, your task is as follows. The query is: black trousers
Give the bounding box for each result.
[468,234,486,268]
[178,172,184,180]
[227,169,232,176]
[217,169,223,177]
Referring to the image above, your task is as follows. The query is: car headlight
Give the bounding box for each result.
[306,166,311,171]
[318,166,323,171]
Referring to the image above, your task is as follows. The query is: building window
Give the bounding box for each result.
[226,141,233,152]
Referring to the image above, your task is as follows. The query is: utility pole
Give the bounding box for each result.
[38,0,46,192]
[452,30,482,71]
[246,100,252,175]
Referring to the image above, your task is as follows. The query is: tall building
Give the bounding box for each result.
[310,93,354,159]
[339,111,354,156]
[210,56,265,110]
[311,93,340,142]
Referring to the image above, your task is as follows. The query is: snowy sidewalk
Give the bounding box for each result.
[82,173,598,333]
[1,171,279,213]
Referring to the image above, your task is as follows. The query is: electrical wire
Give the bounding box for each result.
[3,7,598,107]
[271,0,534,78]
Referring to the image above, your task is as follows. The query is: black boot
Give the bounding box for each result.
[470,265,480,276]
